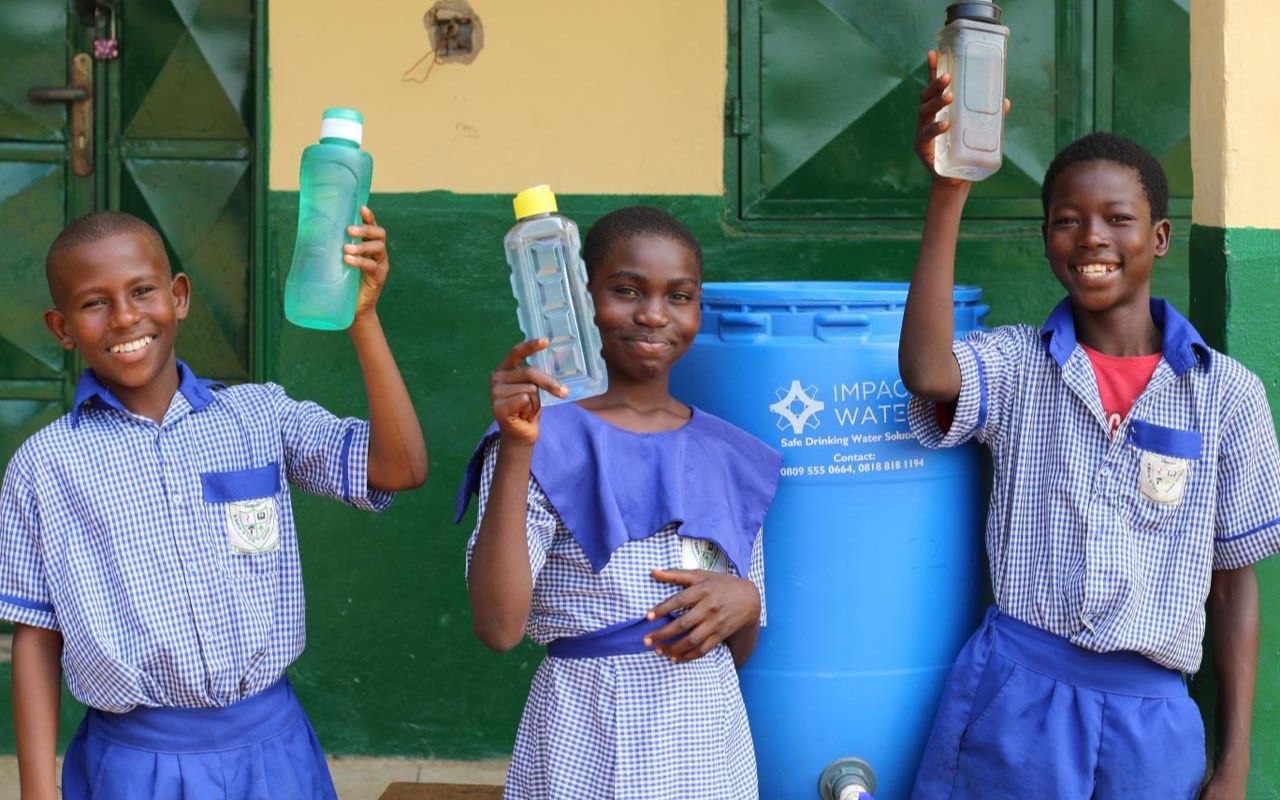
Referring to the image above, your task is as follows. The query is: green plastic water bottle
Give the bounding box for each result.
[284,108,374,330]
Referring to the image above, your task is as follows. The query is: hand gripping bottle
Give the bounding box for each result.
[934,1,1009,181]
[503,185,607,405]
[284,108,374,330]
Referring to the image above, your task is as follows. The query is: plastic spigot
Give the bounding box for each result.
[819,756,877,800]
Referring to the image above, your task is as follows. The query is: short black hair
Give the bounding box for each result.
[1041,132,1169,221]
[46,211,168,296]
[582,206,703,280]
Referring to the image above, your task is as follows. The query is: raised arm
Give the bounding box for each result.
[343,206,428,491]
[899,50,998,402]
[12,623,61,800]
[468,339,567,652]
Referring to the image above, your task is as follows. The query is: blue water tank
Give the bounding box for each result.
[669,282,988,800]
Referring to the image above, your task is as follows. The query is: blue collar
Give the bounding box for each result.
[71,359,217,426]
[1039,297,1211,376]
[455,402,782,574]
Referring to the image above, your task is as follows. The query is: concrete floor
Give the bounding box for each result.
[0,756,508,799]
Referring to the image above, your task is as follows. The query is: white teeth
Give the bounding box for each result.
[1075,263,1116,277]
[110,336,153,354]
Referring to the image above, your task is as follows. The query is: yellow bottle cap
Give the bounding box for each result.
[513,185,558,220]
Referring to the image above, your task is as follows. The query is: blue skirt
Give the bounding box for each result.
[62,679,337,800]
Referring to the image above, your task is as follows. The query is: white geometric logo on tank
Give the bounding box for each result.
[770,380,825,434]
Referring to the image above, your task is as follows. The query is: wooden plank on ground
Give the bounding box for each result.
[379,784,503,800]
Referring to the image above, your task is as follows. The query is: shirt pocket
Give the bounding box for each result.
[1122,420,1202,534]
[201,463,283,577]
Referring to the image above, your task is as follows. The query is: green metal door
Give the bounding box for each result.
[0,2,94,466]
[0,0,260,472]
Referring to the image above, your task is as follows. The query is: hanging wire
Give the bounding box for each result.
[401,45,442,84]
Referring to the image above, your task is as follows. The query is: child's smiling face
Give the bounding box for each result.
[1043,159,1170,316]
[44,231,190,409]
[589,234,701,383]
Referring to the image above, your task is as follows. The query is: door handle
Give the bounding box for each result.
[25,53,94,177]
[27,87,88,102]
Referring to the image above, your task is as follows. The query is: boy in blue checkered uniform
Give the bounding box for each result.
[0,209,427,799]
[899,52,1280,799]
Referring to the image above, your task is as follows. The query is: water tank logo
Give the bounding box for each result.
[770,380,825,434]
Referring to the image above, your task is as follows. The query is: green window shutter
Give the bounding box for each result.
[732,0,1189,223]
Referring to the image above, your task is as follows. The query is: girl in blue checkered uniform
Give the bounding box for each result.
[456,206,781,800]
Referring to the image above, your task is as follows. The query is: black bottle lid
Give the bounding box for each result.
[946,1,1002,24]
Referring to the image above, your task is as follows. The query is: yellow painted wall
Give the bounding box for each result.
[269,0,726,195]
[1190,0,1277,229]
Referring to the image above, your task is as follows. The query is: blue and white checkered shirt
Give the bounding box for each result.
[0,361,392,712]
[466,438,765,800]
[910,299,1280,673]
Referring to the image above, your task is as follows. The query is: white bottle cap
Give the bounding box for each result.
[319,108,364,145]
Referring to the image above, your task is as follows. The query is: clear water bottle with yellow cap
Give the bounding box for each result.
[503,185,607,404]
[284,107,374,330]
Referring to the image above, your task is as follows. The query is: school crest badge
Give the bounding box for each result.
[1139,452,1189,506]
[226,498,280,554]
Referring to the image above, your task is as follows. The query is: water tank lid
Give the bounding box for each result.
[699,281,981,308]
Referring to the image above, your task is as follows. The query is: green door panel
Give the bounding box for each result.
[0,397,65,465]
[0,159,67,471]
[1110,0,1191,211]
[120,157,252,380]
[0,162,69,380]
[0,1,69,142]
[743,0,1073,219]
[119,0,253,140]
[115,0,256,383]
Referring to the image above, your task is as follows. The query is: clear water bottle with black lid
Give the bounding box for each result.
[934,1,1009,181]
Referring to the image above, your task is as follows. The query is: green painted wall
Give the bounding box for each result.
[1189,225,1280,409]
[258,189,1190,756]
[1190,223,1280,798]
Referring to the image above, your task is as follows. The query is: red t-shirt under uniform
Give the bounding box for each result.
[1080,344,1162,437]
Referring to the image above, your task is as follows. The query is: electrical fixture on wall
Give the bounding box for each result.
[402,0,483,83]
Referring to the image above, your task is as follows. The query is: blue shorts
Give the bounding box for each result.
[910,607,1205,800]
[62,679,337,800]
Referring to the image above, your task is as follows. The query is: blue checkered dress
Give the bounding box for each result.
[0,361,392,711]
[910,299,1280,673]
[466,438,765,800]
